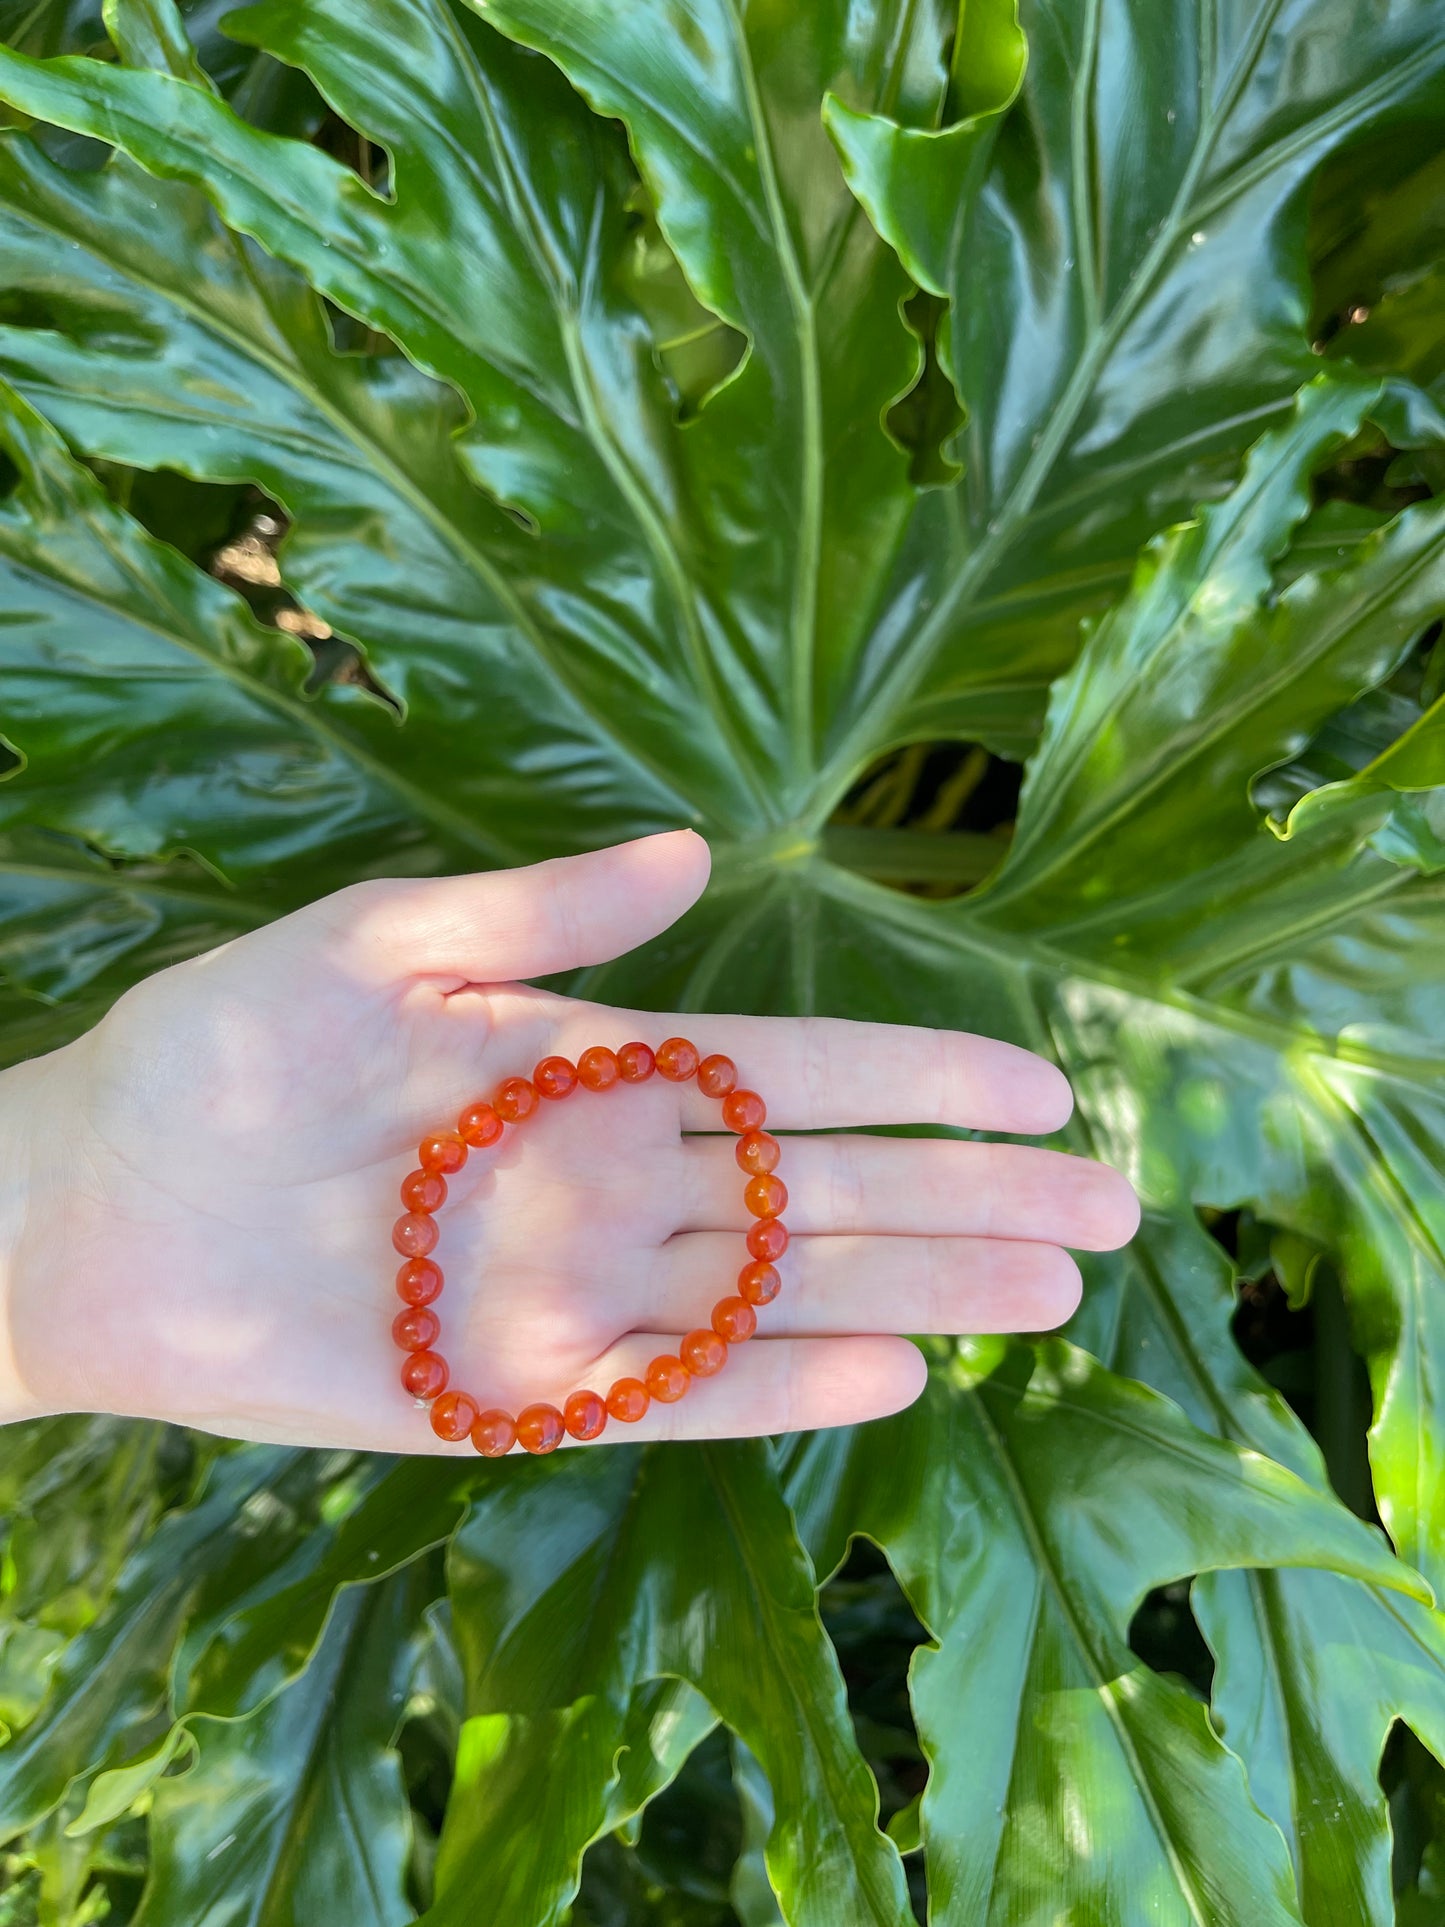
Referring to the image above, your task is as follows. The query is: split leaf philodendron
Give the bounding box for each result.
[0,0,1444,1921]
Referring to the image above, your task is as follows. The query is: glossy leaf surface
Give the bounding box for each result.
[1,0,1444,1921]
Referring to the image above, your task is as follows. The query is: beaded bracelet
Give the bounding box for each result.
[390,1037,786,1455]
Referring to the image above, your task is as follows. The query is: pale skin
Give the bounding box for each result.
[0,831,1139,1449]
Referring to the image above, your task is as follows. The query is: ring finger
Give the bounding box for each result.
[643,1231,1083,1337]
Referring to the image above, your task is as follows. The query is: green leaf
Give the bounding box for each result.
[781,1338,1425,1926]
[132,1574,422,1927]
[1276,690,1445,872]
[430,1443,911,1927]
[0,379,446,885]
[0,1449,301,1842]
[1073,1207,1445,1927]
[2,0,1445,1918]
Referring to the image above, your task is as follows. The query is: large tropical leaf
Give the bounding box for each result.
[1,0,1445,1921]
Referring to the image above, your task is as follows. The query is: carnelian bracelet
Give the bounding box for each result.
[389,1038,787,1455]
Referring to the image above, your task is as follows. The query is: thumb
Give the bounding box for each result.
[312,831,712,986]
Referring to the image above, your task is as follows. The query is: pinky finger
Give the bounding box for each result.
[556,1332,928,1448]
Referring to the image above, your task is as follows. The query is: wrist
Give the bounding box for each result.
[0,1039,85,1423]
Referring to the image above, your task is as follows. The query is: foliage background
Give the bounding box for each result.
[0,0,1444,1920]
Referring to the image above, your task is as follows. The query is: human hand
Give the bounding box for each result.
[0,832,1138,1449]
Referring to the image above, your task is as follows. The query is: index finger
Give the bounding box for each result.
[591,1011,1074,1136]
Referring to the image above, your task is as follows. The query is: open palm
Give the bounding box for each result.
[4,834,1138,1450]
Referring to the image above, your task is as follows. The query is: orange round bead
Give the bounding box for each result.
[646,1354,690,1402]
[736,1130,781,1176]
[747,1218,788,1262]
[722,1089,766,1132]
[393,1211,440,1258]
[681,1328,727,1377]
[495,1077,537,1122]
[516,1403,566,1454]
[655,1037,700,1082]
[419,1133,467,1175]
[744,1173,788,1219]
[393,1305,440,1351]
[577,1045,620,1091]
[458,1101,504,1148]
[739,1260,781,1306]
[401,1350,448,1399]
[430,1390,479,1442]
[400,1168,447,1213]
[697,1053,737,1098]
[616,1042,656,1082]
[396,1257,443,1306]
[606,1376,650,1422]
[564,1389,608,1439]
[712,1296,757,1342]
[472,1408,516,1457]
[534,1055,578,1100]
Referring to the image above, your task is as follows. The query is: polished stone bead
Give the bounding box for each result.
[516,1402,566,1454]
[606,1376,650,1421]
[655,1037,700,1082]
[721,1089,766,1132]
[746,1217,789,1262]
[400,1168,447,1213]
[495,1077,538,1122]
[712,1296,757,1342]
[616,1042,656,1082]
[419,1133,467,1175]
[396,1258,444,1306]
[577,1046,620,1091]
[458,1101,504,1148]
[471,1408,516,1457]
[681,1328,727,1376]
[430,1390,479,1442]
[645,1354,690,1402]
[696,1053,737,1098]
[744,1173,788,1219]
[738,1260,781,1305]
[393,1305,440,1351]
[401,1350,448,1399]
[735,1130,781,1175]
[534,1055,578,1100]
[393,1211,440,1258]
[563,1389,608,1439]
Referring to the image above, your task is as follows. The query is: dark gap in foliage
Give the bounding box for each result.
[1209,1208,1380,1527]
[195,486,396,707]
[886,289,963,488]
[1306,118,1445,347]
[394,1595,461,1916]
[572,1723,744,1926]
[0,0,107,58]
[177,0,329,140]
[85,459,250,567]
[70,1818,148,1927]
[819,1537,929,1921]
[825,741,1020,898]
[0,447,16,501]
[1383,1722,1445,1908]
[1126,1580,1215,1702]
[311,107,393,197]
[1311,433,1432,519]
[1251,610,1442,822]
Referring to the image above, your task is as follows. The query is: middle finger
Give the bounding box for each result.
[675,1134,1139,1249]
